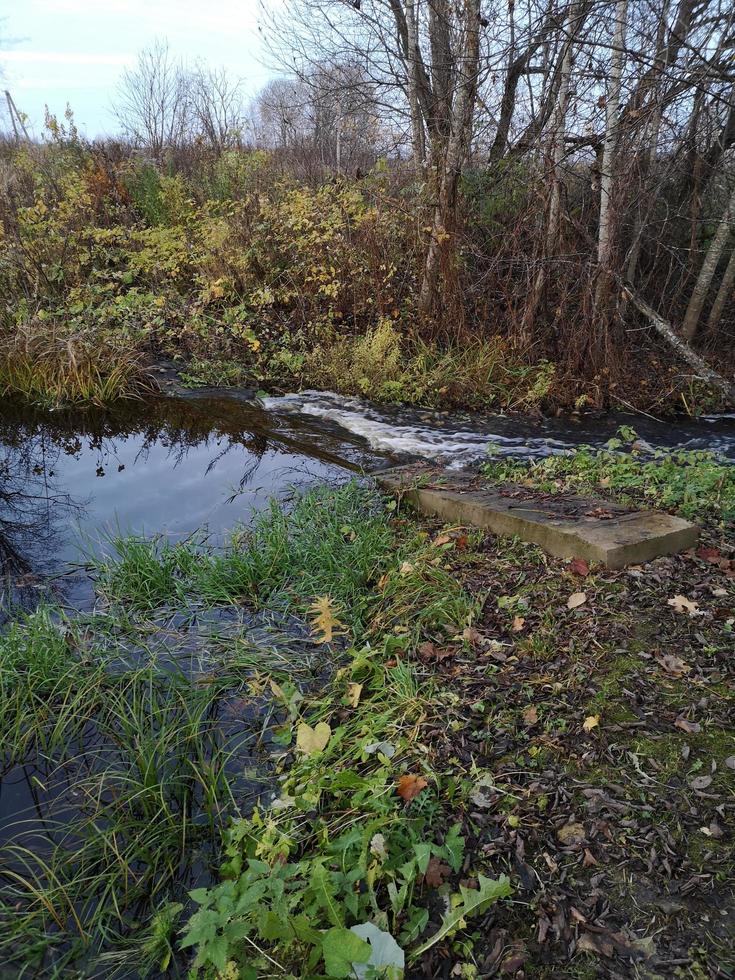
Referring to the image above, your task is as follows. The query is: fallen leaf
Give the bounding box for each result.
[577,932,614,957]
[296,721,331,755]
[655,654,690,677]
[583,714,600,732]
[432,533,451,547]
[417,641,454,662]
[423,856,450,887]
[567,592,587,610]
[689,774,713,790]
[583,848,598,867]
[512,615,526,632]
[346,682,362,707]
[674,717,701,734]
[455,534,469,551]
[667,594,702,617]
[696,546,721,562]
[522,705,538,726]
[557,822,586,845]
[370,833,388,860]
[399,561,415,576]
[364,740,396,758]
[462,626,482,647]
[569,557,590,577]
[309,596,345,643]
[725,756,735,770]
[396,773,428,802]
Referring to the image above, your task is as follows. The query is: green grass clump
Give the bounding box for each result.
[0,324,153,407]
[0,487,499,976]
[482,431,735,522]
[94,482,395,626]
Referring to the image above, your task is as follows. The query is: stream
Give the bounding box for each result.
[4,387,735,615]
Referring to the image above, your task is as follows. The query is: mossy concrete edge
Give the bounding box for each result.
[376,466,698,568]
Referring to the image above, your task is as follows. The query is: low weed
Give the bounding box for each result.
[303,320,554,410]
[1,487,509,976]
[482,429,735,522]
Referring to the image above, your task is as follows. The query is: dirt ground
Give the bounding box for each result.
[407,522,735,979]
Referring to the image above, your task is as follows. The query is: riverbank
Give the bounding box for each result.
[1,444,733,977]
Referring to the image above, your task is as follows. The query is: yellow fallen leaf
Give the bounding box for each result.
[309,596,345,643]
[296,721,331,755]
[583,714,600,732]
[567,592,587,610]
[346,682,362,707]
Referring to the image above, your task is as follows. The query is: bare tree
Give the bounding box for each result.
[113,39,191,157]
[189,64,246,151]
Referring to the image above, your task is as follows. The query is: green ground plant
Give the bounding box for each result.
[0,483,510,976]
[482,430,735,522]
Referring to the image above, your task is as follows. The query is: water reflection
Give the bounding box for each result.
[0,394,387,616]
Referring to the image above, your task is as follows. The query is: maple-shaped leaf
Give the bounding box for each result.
[667,595,702,617]
[309,596,345,643]
[396,773,428,802]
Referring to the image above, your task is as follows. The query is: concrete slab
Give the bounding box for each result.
[376,464,698,568]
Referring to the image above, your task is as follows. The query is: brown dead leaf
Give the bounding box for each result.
[583,848,598,867]
[656,654,690,677]
[512,615,526,632]
[432,533,452,547]
[462,626,482,647]
[675,717,701,734]
[417,641,454,663]
[696,546,721,562]
[577,932,614,958]
[396,773,428,802]
[567,591,587,610]
[569,557,590,577]
[423,856,450,887]
[455,534,469,551]
[522,705,539,726]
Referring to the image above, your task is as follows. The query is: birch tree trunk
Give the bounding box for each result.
[595,0,628,309]
[682,184,735,340]
[706,247,735,332]
[405,0,427,172]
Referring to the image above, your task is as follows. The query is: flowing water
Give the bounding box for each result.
[3,387,735,973]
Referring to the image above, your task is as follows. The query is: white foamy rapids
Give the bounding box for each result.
[261,391,571,466]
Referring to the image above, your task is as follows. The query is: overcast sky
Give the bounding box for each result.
[2,0,275,136]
